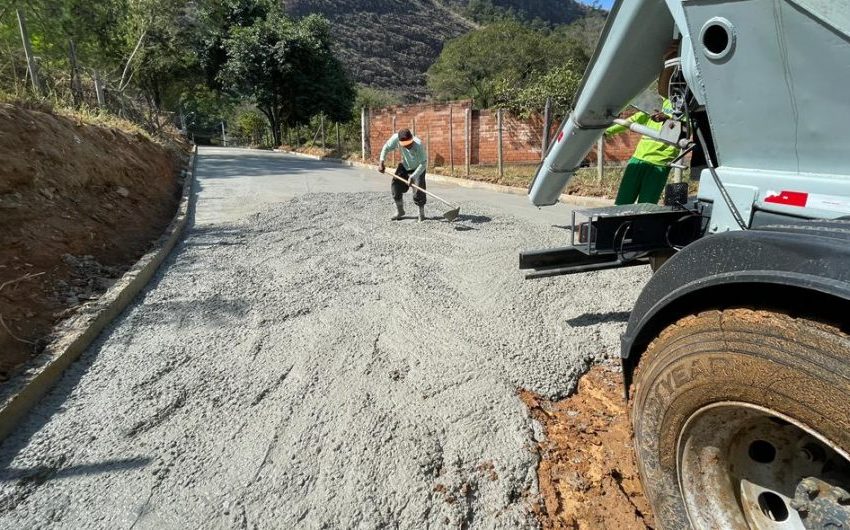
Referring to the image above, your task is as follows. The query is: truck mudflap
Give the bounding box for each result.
[620,220,850,396]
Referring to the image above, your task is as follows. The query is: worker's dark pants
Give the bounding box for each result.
[392,164,427,207]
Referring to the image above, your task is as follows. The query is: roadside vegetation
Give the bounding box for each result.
[1,0,355,145]
[430,163,698,199]
[427,16,605,116]
[1,0,611,153]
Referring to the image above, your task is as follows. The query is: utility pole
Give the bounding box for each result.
[17,9,42,94]
[320,115,326,149]
[221,122,227,147]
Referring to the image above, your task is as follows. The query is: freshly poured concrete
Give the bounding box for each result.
[191,148,576,227]
[0,148,647,528]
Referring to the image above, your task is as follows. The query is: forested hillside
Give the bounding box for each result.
[448,0,592,25]
[3,0,605,147]
[284,0,593,97]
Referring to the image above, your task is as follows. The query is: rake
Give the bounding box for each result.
[388,173,461,222]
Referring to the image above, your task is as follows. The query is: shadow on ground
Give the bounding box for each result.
[566,311,631,327]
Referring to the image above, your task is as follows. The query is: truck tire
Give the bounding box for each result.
[631,308,850,529]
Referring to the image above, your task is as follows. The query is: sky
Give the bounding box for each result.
[579,0,615,9]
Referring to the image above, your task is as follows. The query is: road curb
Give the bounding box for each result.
[274,149,614,208]
[0,145,199,441]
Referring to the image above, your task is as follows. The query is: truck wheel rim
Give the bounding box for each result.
[676,401,850,529]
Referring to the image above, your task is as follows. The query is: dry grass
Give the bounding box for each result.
[431,163,699,199]
[0,92,187,154]
[280,144,337,158]
[431,163,627,199]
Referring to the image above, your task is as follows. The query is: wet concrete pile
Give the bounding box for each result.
[0,192,647,528]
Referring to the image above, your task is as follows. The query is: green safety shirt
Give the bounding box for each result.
[605,98,678,167]
[380,134,427,179]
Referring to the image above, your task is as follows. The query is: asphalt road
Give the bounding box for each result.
[0,148,647,529]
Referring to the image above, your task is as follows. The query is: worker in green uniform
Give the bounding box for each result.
[604,98,679,205]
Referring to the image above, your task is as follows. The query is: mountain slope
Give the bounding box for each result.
[448,0,591,25]
[284,0,589,97]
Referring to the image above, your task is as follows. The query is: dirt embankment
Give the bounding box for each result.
[522,365,655,529]
[0,103,185,381]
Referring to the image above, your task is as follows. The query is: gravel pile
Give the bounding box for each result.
[0,192,648,529]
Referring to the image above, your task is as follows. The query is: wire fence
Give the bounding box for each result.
[361,100,640,188]
[2,7,176,132]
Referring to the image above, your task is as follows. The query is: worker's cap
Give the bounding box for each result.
[398,128,414,147]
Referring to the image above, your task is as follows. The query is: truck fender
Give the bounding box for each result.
[620,220,850,396]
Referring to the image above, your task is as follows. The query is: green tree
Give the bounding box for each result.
[217,12,354,146]
[195,0,277,89]
[427,22,543,107]
[494,63,581,117]
[233,108,268,145]
[354,86,401,110]
[1,0,208,128]
[123,0,206,121]
[178,85,234,136]
[555,12,607,63]
[427,21,586,108]
[463,0,519,24]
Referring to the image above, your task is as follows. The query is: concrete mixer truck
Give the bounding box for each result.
[520,1,850,527]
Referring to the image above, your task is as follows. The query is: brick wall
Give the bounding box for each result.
[367,101,641,168]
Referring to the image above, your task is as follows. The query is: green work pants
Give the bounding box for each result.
[614,158,671,205]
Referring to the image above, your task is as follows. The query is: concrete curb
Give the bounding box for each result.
[0,146,199,441]
[274,149,614,208]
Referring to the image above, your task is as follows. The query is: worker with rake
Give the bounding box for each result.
[378,128,428,222]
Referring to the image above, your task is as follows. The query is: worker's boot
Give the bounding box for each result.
[417,205,426,223]
[390,200,405,221]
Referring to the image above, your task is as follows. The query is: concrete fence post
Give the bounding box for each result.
[426,123,431,167]
[542,97,551,160]
[465,106,471,177]
[68,39,82,105]
[361,107,367,160]
[94,71,105,108]
[449,106,454,177]
[391,115,397,166]
[497,109,504,179]
[17,9,42,95]
[596,136,604,183]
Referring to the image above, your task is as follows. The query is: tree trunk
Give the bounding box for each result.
[263,108,281,147]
